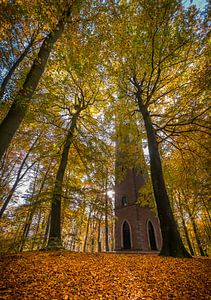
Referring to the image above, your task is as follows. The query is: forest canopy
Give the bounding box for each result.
[0,0,210,257]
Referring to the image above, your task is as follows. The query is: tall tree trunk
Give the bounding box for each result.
[191,217,205,256]
[31,208,42,250]
[111,219,115,252]
[97,217,102,253]
[105,195,109,252]
[201,216,211,244]
[0,162,36,218]
[42,213,51,249]
[138,103,191,257]
[186,206,206,256]
[83,207,92,253]
[71,228,77,251]
[77,205,86,252]
[47,116,77,249]
[18,164,40,251]
[176,194,195,256]
[0,30,37,101]
[0,15,67,160]
[201,198,211,224]
[38,213,48,249]
[90,220,96,253]
[180,189,206,256]
[0,134,40,218]
[13,220,23,252]
[105,171,109,252]
[19,206,36,252]
[19,159,51,250]
[180,214,195,256]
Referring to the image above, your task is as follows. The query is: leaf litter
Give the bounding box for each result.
[0,252,210,299]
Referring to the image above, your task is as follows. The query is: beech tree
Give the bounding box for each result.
[47,97,92,249]
[0,1,79,160]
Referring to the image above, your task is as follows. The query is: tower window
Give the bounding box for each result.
[123,221,131,249]
[121,196,128,206]
[148,221,157,250]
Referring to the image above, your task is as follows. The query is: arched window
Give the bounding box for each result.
[123,221,131,249]
[148,221,157,250]
[121,195,128,206]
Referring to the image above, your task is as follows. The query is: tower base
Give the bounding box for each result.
[115,205,162,252]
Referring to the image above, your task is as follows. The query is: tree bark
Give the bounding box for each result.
[176,194,195,256]
[111,219,115,251]
[0,135,40,218]
[186,207,206,256]
[191,217,205,256]
[19,207,36,252]
[19,159,52,250]
[77,205,86,252]
[180,189,206,256]
[0,18,66,160]
[47,116,77,249]
[105,194,109,252]
[83,207,92,253]
[138,103,191,257]
[97,216,102,253]
[42,213,51,249]
[90,220,96,253]
[18,163,40,251]
[31,208,42,250]
[0,30,37,101]
[104,170,110,252]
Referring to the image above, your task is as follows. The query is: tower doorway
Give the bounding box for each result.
[148,221,157,250]
[123,221,131,249]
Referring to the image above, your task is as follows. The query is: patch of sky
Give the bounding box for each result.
[183,0,207,10]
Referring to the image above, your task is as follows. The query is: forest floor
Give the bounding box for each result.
[0,251,210,300]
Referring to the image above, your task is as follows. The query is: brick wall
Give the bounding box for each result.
[115,167,162,251]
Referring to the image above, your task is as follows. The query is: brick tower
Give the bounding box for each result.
[114,123,162,252]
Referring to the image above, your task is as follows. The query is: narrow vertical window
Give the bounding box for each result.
[121,195,128,206]
[123,221,131,249]
[148,221,157,250]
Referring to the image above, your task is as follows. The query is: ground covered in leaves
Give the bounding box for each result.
[0,252,210,299]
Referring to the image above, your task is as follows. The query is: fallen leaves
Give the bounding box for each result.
[0,252,210,299]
